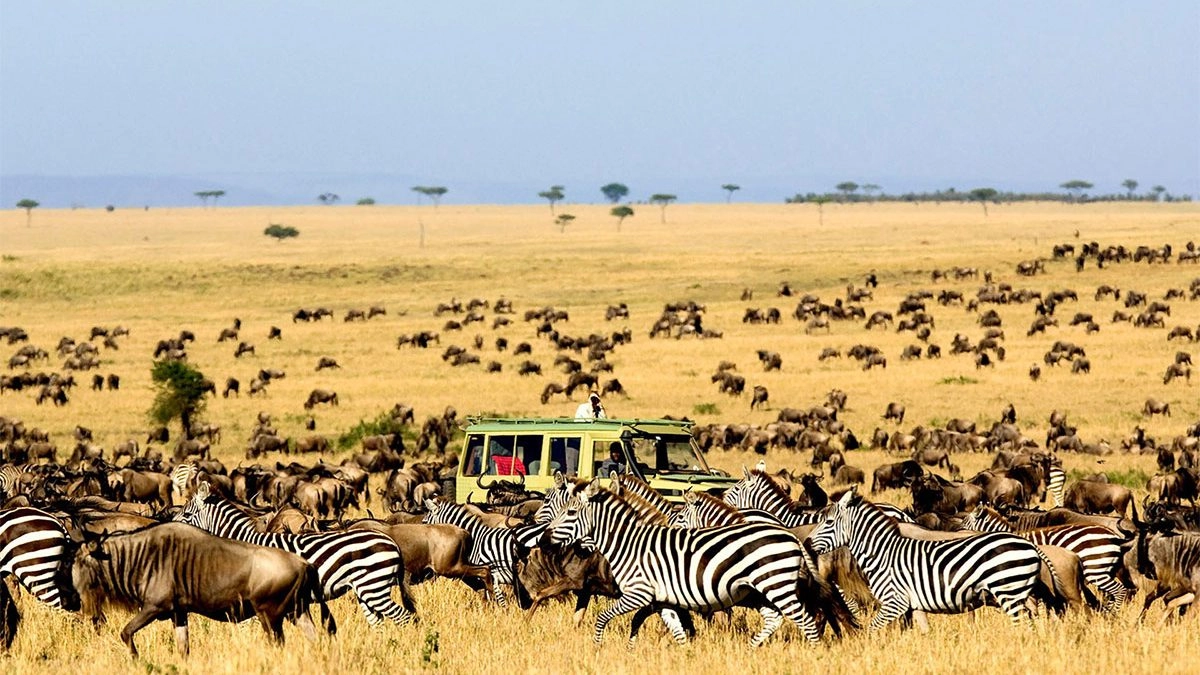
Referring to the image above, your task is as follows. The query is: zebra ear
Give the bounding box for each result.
[610,475,622,496]
[682,488,697,504]
[742,465,750,479]
[583,480,601,498]
[553,471,566,489]
[196,481,210,499]
[755,459,767,472]
[423,499,438,512]
[838,487,856,506]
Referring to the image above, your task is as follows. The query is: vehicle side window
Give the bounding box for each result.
[549,436,581,476]
[516,435,545,475]
[462,434,485,476]
[486,435,524,475]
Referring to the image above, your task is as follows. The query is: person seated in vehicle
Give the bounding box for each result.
[488,441,526,476]
[598,442,626,476]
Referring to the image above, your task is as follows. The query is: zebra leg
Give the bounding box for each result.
[749,607,784,647]
[657,608,689,645]
[1095,576,1128,612]
[911,609,930,634]
[998,595,1034,628]
[594,585,653,644]
[869,599,910,631]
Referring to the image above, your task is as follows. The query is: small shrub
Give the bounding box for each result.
[937,376,979,385]
[693,402,720,415]
[264,224,300,241]
[337,412,409,451]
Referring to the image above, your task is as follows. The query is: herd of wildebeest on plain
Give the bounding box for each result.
[2,237,1200,654]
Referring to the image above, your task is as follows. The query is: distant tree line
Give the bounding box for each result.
[786,180,1187,205]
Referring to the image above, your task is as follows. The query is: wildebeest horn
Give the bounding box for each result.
[476,473,487,489]
[516,470,525,486]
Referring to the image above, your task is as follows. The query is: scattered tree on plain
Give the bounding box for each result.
[721,184,740,203]
[149,360,209,440]
[611,205,634,231]
[969,188,999,217]
[810,195,831,226]
[357,197,376,206]
[649,194,676,223]
[836,182,859,201]
[412,186,448,208]
[1152,185,1166,201]
[1060,180,1093,202]
[861,183,882,200]
[318,192,340,205]
[264,224,300,241]
[16,199,38,227]
[554,213,575,233]
[539,185,565,214]
[600,183,629,204]
[1122,179,1138,198]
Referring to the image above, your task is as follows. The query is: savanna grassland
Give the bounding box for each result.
[1,201,1199,674]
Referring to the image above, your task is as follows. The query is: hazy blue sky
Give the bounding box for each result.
[1,1,1197,205]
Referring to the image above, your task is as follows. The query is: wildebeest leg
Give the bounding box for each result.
[1139,584,1165,621]
[573,591,592,626]
[628,605,659,645]
[1160,591,1195,624]
[172,610,190,656]
[120,607,166,657]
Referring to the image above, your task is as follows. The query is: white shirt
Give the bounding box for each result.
[575,400,606,419]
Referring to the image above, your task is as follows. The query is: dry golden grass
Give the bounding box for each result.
[1,201,1199,673]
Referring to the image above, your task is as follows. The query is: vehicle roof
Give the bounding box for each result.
[463,417,694,434]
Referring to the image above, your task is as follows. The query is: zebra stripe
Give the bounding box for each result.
[960,505,1127,610]
[175,483,415,626]
[171,463,198,502]
[0,508,74,610]
[808,490,1041,630]
[547,483,823,646]
[672,491,784,528]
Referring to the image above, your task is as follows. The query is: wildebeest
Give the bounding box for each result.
[1144,397,1172,418]
[750,385,769,411]
[755,349,782,372]
[349,521,493,595]
[315,356,341,371]
[304,388,339,410]
[1134,522,1200,622]
[71,522,325,656]
[1064,480,1136,519]
[1163,363,1191,385]
[882,402,905,425]
[871,460,923,493]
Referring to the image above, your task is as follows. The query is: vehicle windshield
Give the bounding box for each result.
[628,433,711,475]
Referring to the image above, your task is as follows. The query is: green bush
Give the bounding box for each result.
[336,411,410,451]
[693,402,721,415]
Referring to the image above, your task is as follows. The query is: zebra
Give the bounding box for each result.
[725,468,915,527]
[0,507,77,611]
[176,482,416,627]
[0,464,23,499]
[1047,464,1066,507]
[960,504,1128,610]
[422,499,521,606]
[807,489,1044,631]
[171,463,198,502]
[546,480,835,646]
[669,490,785,528]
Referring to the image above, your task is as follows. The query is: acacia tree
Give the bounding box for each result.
[969,188,999,217]
[721,184,740,203]
[16,199,38,227]
[611,205,634,231]
[412,186,448,208]
[194,190,226,208]
[836,182,859,201]
[861,183,882,201]
[357,197,376,205]
[554,213,575,233]
[1152,185,1166,201]
[538,185,565,214]
[1060,180,1093,202]
[600,183,629,204]
[149,360,209,439]
[317,192,340,205]
[1122,179,1138,199]
[649,194,676,223]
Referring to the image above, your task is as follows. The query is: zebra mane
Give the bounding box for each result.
[977,505,1013,528]
[748,469,803,513]
[614,474,672,514]
[591,488,670,526]
[692,492,743,519]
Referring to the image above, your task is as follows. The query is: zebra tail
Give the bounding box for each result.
[1033,548,1067,615]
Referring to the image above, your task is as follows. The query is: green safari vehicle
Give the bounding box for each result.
[454,417,737,504]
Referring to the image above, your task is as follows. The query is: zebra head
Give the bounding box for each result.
[806,488,857,554]
[422,499,448,524]
[174,480,215,528]
[533,472,571,524]
[545,482,599,551]
[959,505,986,531]
[669,489,701,528]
